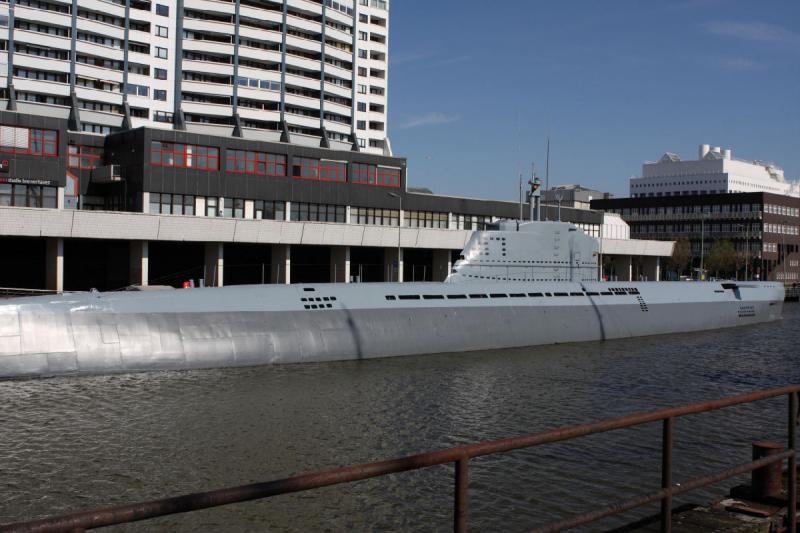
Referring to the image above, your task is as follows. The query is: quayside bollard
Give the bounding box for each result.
[752,441,785,499]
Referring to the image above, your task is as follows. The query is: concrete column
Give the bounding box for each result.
[204,243,224,287]
[433,249,452,281]
[244,199,254,219]
[285,201,291,221]
[57,187,65,209]
[129,240,149,287]
[196,197,205,217]
[142,191,150,213]
[331,246,350,283]
[271,244,291,284]
[45,237,64,292]
[640,256,661,282]
[384,247,403,282]
[345,205,351,224]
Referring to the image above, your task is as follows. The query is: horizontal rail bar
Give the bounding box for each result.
[3,385,799,533]
[531,450,794,532]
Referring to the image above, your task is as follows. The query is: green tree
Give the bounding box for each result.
[666,238,691,276]
[706,239,738,278]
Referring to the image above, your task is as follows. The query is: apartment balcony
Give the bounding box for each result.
[237,47,282,65]
[14,5,71,28]
[76,17,125,41]
[285,113,320,129]
[14,53,71,74]
[237,25,282,43]
[285,15,323,35]
[285,93,321,110]
[285,54,321,73]
[323,62,352,81]
[324,100,352,117]
[15,30,72,53]
[236,106,280,123]
[325,7,351,26]
[76,0,125,17]
[239,5,283,24]
[183,17,235,37]
[323,82,351,98]
[184,0,236,15]
[12,78,70,96]
[287,0,322,15]
[75,62,124,84]
[324,45,352,63]
[181,80,233,97]
[75,86,123,105]
[323,120,351,135]
[128,29,151,43]
[182,39,234,56]
[325,26,352,44]
[183,59,234,77]
[286,34,322,54]
[284,72,320,91]
[182,101,233,117]
[127,51,153,68]
[236,85,281,102]
[75,40,124,61]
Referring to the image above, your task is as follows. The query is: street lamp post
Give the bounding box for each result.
[388,192,402,283]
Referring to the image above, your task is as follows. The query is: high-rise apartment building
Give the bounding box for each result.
[0,0,390,154]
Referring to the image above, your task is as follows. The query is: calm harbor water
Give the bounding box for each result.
[2,304,799,532]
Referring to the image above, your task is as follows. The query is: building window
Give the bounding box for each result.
[353,207,398,226]
[125,83,149,97]
[358,49,367,59]
[404,211,449,229]
[154,68,167,80]
[291,157,347,182]
[225,150,286,176]
[358,67,367,76]
[359,31,368,41]
[154,111,173,123]
[0,125,58,156]
[357,102,367,112]
[67,144,102,169]
[223,198,245,218]
[253,200,285,220]
[149,193,195,215]
[356,120,366,130]
[351,163,400,188]
[357,84,367,94]
[290,202,345,223]
[154,89,167,101]
[155,4,168,16]
[0,183,57,208]
[205,197,219,217]
[151,141,219,170]
[155,46,168,59]
[461,215,491,231]
[155,25,168,37]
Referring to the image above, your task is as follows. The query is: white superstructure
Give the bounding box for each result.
[630,144,799,198]
[0,0,391,153]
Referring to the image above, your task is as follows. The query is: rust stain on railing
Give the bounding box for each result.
[2,385,798,533]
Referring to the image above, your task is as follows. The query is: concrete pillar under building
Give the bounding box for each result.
[271,244,291,284]
[628,256,633,282]
[433,249,452,282]
[129,241,149,287]
[640,256,662,282]
[330,246,350,283]
[45,237,64,292]
[204,243,224,287]
[384,247,403,282]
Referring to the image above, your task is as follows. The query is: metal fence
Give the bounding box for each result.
[2,385,797,533]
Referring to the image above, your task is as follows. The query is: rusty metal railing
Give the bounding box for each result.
[2,385,798,533]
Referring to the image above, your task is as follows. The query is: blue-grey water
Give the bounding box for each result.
[1,305,799,532]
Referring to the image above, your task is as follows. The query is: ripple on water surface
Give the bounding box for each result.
[1,305,799,531]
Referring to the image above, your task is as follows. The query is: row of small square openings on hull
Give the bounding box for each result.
[385,289,641,301]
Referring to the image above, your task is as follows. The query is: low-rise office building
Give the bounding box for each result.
[591,192,800,282]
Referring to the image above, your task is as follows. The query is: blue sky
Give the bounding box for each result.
[386,0,800,201]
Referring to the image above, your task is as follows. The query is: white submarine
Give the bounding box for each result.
[0,184,784,379]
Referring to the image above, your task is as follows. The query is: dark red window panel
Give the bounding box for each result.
[151,141,219,170]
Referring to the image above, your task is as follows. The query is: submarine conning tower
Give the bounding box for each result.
[447,220,600,283]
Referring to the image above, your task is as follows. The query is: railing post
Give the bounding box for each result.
[454,457,469,533]
[661,417,674,533]
[789,393,798,533]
